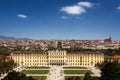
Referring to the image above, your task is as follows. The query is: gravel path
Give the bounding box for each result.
[25,69,50,70]
[87,66,101,77]
[46,65,64,80]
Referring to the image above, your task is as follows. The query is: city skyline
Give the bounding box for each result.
[0,0,120,40]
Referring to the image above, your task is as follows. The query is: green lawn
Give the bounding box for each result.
[27,66,50,69]
[64,70,93,74]
[63,67,87,69]
[22,70,49,74]
[65,76,99,80]
[65,76,84,80]
[32,76,46,80]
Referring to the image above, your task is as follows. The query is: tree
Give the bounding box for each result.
[90,77,99,80]
[65,76,81,80]
[27,76,36,80]
[84,72,91,80]
[0,59,17,77]
[2,70,36,80]
[95,61,108,70]
[100,62,120,80]
[75,76,81,80]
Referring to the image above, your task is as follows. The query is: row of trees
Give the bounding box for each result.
[99,61,120,80]
[46,46,120,56]
[0,59,17,76]
[0,46,36,80]
[1,45,120,56]
[65,73,99,80]
[0,46,17,77]
[65,48,120,56]
[2,70,36,80]
[66,61,120,80]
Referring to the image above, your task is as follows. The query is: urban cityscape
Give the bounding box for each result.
[1,0,120,80]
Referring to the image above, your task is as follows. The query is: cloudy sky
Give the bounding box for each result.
[0,0,120,40]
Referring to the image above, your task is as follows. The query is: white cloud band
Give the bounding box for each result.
[117,6,120,10]
[17,14,27,19]
[78,2,93,8]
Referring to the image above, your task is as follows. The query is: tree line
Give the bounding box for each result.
[66,61,120,80]
[0,59,17,77]
[1,46,120,56]
[1,70,36,80]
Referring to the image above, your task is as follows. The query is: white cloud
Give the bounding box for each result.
[61,5,86,15]
[117,6,120,10]
[61,16,68,19]
[17,14,27,19]
[78,2,93,8]
[61,1,93,15]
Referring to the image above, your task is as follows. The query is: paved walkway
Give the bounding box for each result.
[26,74,47,76]
[25,69,50,70]
[0,73,8,80]
[46,65,64,80]
[87,66,101,77]
[63,69,89,70]
[64,74,98,76]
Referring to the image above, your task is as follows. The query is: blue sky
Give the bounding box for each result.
[0,0,120,40]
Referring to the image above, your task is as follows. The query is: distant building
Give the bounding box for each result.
[57,41,62,49]
[0,55,11,60]
[108,55,120,63]
[105,55,120,64]
[96,44,105,49]
[104,35,112,42]
[11,50,104,67]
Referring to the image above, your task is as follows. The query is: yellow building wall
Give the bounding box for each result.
[11,51,104,67]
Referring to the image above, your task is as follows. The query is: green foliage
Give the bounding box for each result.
[28,76,37,80]
[2,70,36,80]
[64,48,120,56]
[63,67,87,69]
[22,70,49,74]
[100,62,120,80]
[65,76,81,80]
[0,46,16,77]
[64,70,93,74]
[100,48,120,56]
[0,46,10,55]
[27,66,50,69]
[104,49,115,56]
[84,72,91,80]
[95,61,108,70]
[47,46,57,50]
[0,59,17,76]
[90,77,99,80]
[32,76,46,80]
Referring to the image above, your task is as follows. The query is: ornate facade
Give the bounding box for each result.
[11,50,104,66]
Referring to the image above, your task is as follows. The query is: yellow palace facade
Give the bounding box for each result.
[11,50,104,66]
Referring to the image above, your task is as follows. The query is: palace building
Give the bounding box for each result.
[11,50,104,67]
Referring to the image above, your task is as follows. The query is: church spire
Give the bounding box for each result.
[109,34,112,41]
